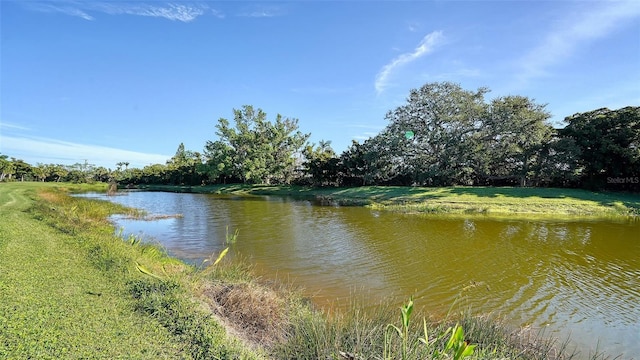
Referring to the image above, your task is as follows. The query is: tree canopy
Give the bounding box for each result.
[560,106,640,190]
[204,105,310,184]
[2,83,638,192]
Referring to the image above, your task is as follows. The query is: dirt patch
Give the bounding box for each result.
[201,282,289,350]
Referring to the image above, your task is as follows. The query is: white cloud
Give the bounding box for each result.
[375,31,444,94]
[24,1,212,22]
[517,1,640,85]
[237,5,284,18]
[0,122,31,131]
[0,135,171,169]
[95,3,207,22]
[24,2,94,20]
[406,21,421,33]
[241,11,276,18]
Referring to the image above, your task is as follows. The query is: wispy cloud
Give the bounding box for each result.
[0,122,31,131]
[237,5,284,18]
[406,21,421,33]
[1,135,171,168]
[517,1,640,85]
[375,31,444,94]
[24,1,213,22]
[95,2,208,22]
[24,1,94,20]
[240,11,276,18]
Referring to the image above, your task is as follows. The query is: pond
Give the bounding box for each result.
[80,190,640,358]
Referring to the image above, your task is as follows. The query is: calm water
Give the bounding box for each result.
[82,191,640,358]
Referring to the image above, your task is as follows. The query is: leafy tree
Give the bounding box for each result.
[480,96,553,186]
[32,164,48,182]
[91,166,112,183]
[0,154,14,181]
[560,106,640,190]
[140,163,169,184]
[534,133,582,188]
[166,143,204,185]
[51,164,68,182]
[10,158,33,182]
[202,140,235,184]
[302,140,339,186]
[377,82,488,186]
[206,105,310,184]
[64,161,96,183]
[338,139,393,186]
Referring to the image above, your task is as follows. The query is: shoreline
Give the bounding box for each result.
[134,183,640,219]
[1,182,623,359]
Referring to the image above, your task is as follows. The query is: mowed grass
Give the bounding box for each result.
[137,184,640,218]
[0,183,184,358]
[0,183,260,359]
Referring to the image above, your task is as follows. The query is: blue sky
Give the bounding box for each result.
[1,1,639,169]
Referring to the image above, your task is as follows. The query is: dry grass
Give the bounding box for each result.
[200,282,289,350]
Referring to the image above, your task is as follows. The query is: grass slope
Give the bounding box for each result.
[137,184,640,218]
[0,183,184,358]
[0,183,261,359]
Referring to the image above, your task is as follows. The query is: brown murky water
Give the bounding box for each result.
[83,191,640,358]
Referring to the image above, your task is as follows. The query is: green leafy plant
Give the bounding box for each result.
[225,225,239,245]
[385,297,413,360]
[422,322,475,360]
[443,323,476,360]
[198,227,238,275]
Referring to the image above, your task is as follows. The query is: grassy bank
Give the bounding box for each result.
[0,182,259,359]
[1,182,610,359]
[137,184,640,218]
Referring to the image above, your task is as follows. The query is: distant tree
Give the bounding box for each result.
[534,132,582,187]
[166,143,204,185]
[560,106,640,190]
[51,164,69,182]
[302,140,339,186]
[0,154,14,181]
[480,96,553,186]
[338,140,386,186]
[11,158,33,182]
[206,105,310,184]
[140,163,168,184]
[91,166,111,183]
[377,82,488,185]
[32,164,48,182]
[203,140,235,184]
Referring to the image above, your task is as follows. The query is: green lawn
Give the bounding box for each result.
[0,183,261,359]
[137,184,640,218]
[0,183,186,358]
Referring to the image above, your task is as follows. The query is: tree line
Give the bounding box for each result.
[2,82,638,191]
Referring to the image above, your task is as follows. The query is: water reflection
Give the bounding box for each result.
[78,191,640,358]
